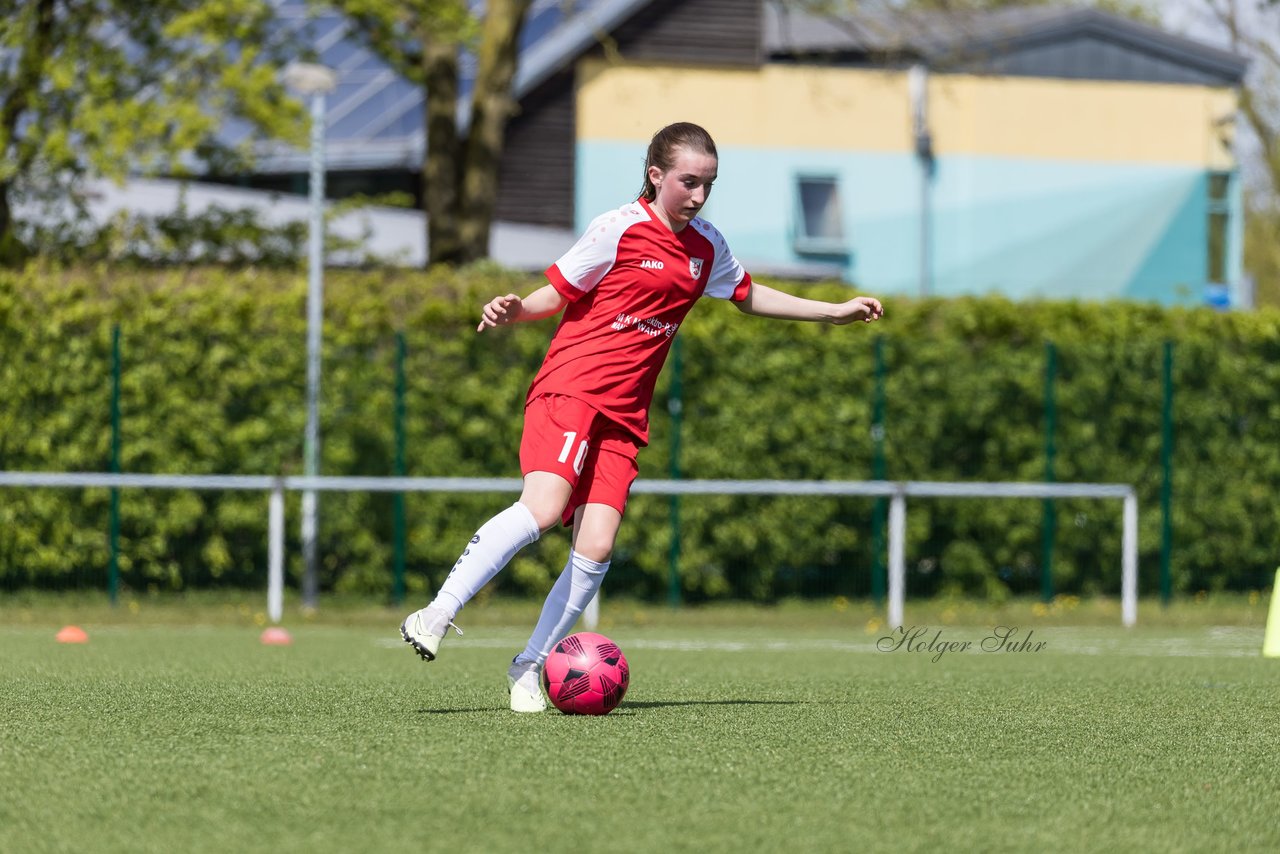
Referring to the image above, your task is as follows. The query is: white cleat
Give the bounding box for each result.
[399,606,462,662]
[507,658,547,713]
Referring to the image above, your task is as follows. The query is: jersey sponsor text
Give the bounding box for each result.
[611,313,679,338]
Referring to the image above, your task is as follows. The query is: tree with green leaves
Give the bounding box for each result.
[0,0,307,267]
[327,0,533,267]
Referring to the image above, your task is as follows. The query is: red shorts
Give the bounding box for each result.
[519,394,641,526]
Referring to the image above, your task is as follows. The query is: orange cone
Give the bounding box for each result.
[260,627,293,646]
[56,625,89,644]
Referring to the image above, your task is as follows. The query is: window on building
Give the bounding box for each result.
[1207,172,1231,284]
[794,175,847,254]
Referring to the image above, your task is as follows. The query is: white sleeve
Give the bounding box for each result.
[698,220,751,301]
[547,205,647,298]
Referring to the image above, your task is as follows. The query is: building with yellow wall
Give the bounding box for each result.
[222,1,1248,305]
[498,1,1248,305]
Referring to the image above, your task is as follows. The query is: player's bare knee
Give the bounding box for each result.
[520,501,564,533]
[572,535,614,564]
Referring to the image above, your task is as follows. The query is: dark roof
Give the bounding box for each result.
[511,0,654,98]
[764,3,1249,84]
[254,0,612,172]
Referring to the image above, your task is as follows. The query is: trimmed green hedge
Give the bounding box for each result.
[2,264,1277,600]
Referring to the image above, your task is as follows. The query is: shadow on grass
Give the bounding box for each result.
[417,699,803,714]
[619,699,803,710]
[418,707,507,714]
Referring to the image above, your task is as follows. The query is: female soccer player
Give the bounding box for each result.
[402,122,883,711]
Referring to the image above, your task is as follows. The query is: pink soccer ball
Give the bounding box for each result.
[541,631,630,715]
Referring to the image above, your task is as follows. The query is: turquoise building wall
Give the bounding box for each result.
[577,141,1239,306]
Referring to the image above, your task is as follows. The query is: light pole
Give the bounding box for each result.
[909,63,934,298]
[283,62,337,610]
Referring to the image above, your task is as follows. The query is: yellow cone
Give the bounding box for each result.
[1265,569,1280,658]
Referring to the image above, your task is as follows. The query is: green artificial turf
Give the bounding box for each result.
[2,597,1278,853]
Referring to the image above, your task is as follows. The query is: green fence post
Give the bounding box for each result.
[871,336,887,605]
[393,332,407,606]
[109,324,121,606]
[667,335,684,608]
[1160,340,1174,606]
[1041,340,1057,603]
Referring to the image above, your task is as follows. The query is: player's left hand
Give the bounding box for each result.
[831,296,884,325]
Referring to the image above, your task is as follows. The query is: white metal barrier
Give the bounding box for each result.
[0,472,1139,627]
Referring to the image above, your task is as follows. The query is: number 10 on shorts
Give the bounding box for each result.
[559,431,589,474]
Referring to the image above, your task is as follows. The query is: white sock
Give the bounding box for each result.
[429,502,540,619]
[518,550,610,666]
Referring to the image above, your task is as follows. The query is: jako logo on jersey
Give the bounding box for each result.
[640,259,664,270]
[689,257,705,279]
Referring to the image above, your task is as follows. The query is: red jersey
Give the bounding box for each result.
[529,197,753,445]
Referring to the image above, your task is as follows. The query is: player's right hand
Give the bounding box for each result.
[477,294,522,332]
